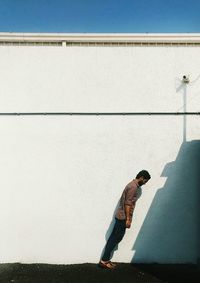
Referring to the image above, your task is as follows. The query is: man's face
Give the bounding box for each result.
[138,177,149,186]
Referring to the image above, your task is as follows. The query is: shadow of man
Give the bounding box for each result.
[131,140,200,264]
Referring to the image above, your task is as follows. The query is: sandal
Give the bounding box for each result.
[109,262,116,267]
[98,260,116,269]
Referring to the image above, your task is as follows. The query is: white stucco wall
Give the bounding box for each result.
[0,34,200,264]
[0,43,200,113]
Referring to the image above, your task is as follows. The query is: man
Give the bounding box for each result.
[99,170,151,269]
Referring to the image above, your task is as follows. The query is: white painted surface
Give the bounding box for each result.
[0,34,200,264]
[0,45,200,112]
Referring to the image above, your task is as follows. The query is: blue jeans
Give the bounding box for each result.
[102,218,126,261]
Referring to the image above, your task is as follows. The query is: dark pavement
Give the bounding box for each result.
[0,263,200,283]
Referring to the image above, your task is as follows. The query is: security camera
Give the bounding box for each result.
[182,75,190,83]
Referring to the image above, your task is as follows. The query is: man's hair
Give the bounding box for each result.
[136,170,151,180]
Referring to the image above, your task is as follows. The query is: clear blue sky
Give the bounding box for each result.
[0,0,199,33]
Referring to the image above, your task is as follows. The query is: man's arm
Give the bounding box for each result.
[124,185,137,228]
[125,203,135,228]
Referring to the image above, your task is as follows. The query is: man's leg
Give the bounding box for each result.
[101,218,126,262]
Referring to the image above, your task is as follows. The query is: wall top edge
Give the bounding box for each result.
[0,32,200,42]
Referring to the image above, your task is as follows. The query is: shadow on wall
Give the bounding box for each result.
[99,201,120,261]
[132,140,200,264]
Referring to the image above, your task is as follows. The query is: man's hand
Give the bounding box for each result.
[126,219,132,229]
[125,204,134,229]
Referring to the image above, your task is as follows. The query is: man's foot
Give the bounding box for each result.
[110,262,116,267]
[98,260,116,270]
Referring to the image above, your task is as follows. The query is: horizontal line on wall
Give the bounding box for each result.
[0,112,199,116]
[65,42,200,47]
[1,41,200,47]
[0,41,63,46]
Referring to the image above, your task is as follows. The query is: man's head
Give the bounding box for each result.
[136,170,151,186]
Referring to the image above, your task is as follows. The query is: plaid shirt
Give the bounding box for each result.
[115,180,139,220]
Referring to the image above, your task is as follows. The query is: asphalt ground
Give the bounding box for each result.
[0,263,200,283]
